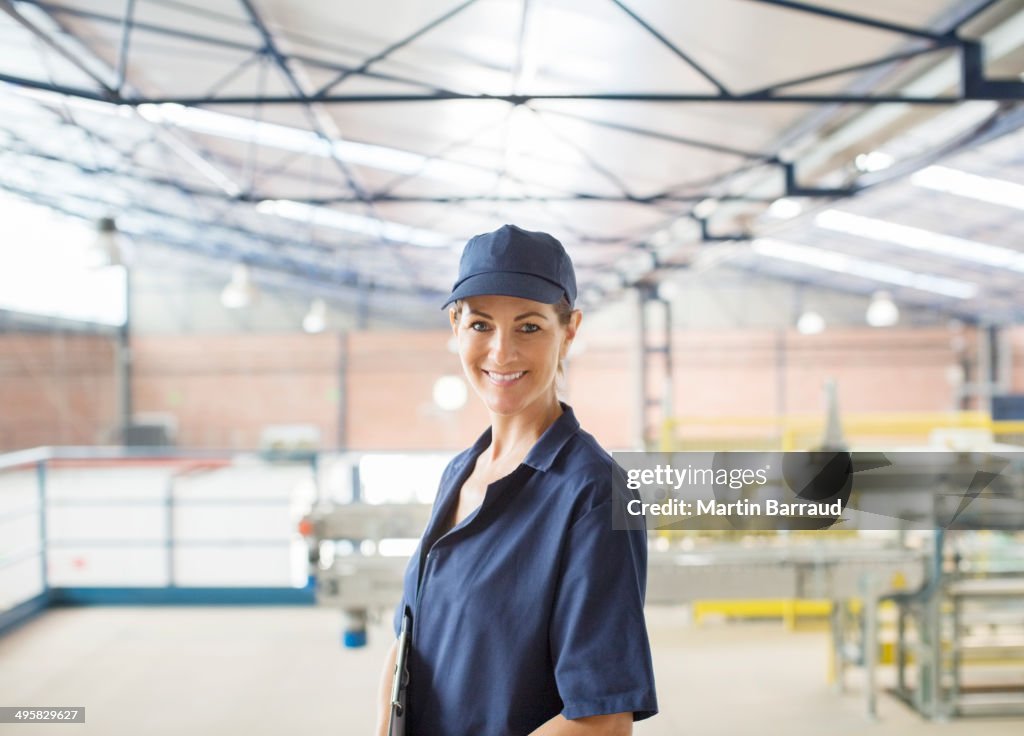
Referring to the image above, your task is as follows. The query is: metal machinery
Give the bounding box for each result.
[299,502,431,647]
[836,528,1024,720]
[829,452,1024,720]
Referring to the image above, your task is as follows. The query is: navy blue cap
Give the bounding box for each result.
[442,224,577,309]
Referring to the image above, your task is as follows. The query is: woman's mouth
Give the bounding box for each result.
[484,370,526,386]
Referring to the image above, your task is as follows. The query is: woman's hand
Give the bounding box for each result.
[528,712,632,735]
[375,639,399,736]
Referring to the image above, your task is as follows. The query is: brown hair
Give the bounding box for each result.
[450,296,573,327]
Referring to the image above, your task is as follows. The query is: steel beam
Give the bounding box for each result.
[114,0,137,94]
[961,39,1024,100]
[745,0,954,42]
[748,42,956,97]
[5,136,775,206]
[0,0,114,93]
[537,108,769,159]
[0,180,443,302]
[15,0,452,95]
[236,0,365,202]
[5,73,1019,106]
[527,106,636,200]
[608,0,731,96]
[782,162,857,198]
[313,0,483,98]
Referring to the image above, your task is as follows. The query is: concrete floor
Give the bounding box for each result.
[1,605,1022,735]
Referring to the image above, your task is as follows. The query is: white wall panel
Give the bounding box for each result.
[46,505,166,542]
[0,553,43,611]
[172,504,292,541]
[173,545,295,586]
[47,546,169,586]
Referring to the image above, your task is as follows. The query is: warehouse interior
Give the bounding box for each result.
[1,0,1024,733]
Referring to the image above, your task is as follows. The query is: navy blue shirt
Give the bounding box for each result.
[394,403,658,735]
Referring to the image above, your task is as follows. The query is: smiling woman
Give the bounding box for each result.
[449,294,575,415]
[376,225,658,736]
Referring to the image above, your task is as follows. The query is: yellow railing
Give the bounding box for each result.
[658,412,1024,451]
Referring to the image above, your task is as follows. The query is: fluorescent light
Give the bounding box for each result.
[816,209,1024,273]
[751,239,979,299]
[866,290,899,327]
[257,199,455,248]
[693,198,718,219]
[302,298,327,334]
[656,279,682,300]
[766,197,803,220]
[854,151,894,172]
[911,165,1024,211]
[86,216,123,268]
[137,103,497,187]
[796,310,825,335]
[221,264,256,309]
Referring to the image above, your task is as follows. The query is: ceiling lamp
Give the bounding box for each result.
[866,291,899,327]
[766,198,803,220]
[693,198,718,219]
[751,239,978,299]
[86,216,123,268]
[137,103,496,187]
[911,165,1024,211]
[854,151,894,172]
[815,209,1024,272]
[220,264,257,309]
[302,298,327,334]
[796,310,826,335]
[257,199,454,249]
[433,375,468,412]
[656,279,681,301]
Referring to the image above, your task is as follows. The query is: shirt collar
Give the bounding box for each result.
[456,402,580,476]
[523,401,579,472]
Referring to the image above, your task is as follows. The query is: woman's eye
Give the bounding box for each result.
[520,323,540,334]
[469,321,491,332]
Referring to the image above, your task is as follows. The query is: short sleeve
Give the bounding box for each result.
[549,498,658,721]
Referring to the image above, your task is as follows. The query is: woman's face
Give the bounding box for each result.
[450,294,580,418]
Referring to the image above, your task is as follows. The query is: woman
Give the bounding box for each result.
[376,224,657,736]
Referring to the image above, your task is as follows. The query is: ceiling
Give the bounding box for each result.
[0,0,1023,326]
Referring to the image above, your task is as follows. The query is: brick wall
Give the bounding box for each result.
[0,333,117,450]
[131,333,341,448]
[0,325,985,452]
[1011,327,1024,394]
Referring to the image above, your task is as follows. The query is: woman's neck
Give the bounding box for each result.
[485,395,563,465]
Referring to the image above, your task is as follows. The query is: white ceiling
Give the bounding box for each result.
[0,0,1023,326]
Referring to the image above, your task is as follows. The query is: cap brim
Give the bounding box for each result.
[441,272,565,309]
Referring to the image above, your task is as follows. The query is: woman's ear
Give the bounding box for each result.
[449,307,459,334]
[561,310,583,358]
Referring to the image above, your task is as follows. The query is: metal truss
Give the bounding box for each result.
[6,0,1023,106]
[1,0,1022,311]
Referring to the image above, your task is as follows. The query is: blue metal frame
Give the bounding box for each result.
[0,593,50,637]
[50,586,314,606]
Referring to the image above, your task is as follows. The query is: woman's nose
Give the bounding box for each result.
[488,328,517,365]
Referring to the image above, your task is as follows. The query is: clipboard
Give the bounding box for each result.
[388,608,412,736]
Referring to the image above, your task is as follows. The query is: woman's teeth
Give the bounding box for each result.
[486,370,525,384]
